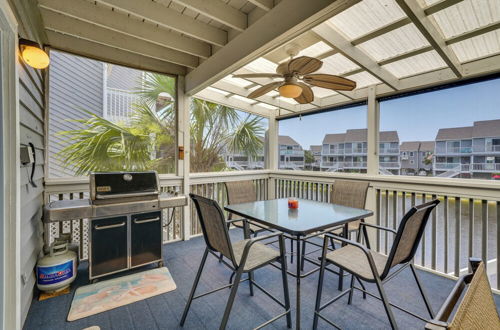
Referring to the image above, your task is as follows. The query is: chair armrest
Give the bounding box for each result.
[227,218,246,225]
[240,232,284,265]
[322,233,380,276]
[360,222,397,235]
[323,233,370,254]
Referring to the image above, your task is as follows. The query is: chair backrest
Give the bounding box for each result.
[330,180,369,209]
[330,180,369,230]
[225,180,257,220]
[189,194,236,264]
[425,258,500,329]
[382,199,439,279]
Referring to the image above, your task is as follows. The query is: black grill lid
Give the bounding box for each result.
[90,171,159,200]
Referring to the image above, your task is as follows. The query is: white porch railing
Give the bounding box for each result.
[44,170,500,291]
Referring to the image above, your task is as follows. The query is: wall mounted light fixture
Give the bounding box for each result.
[19,38,50,69]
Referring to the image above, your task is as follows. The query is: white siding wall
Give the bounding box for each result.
[47,50,104,178]
[18,58,45,325]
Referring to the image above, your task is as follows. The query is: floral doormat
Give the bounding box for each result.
[67,267,176,321]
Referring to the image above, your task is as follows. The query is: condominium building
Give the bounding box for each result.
[434,119,500,178]
[400,141,434,175]
[320,129,400,174]
[279,135,305,170]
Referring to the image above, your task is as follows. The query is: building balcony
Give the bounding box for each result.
[380,162,401,169]
[343,161,367,168]
[380,148,400,154]
[472,163,500,172]
[473,145,500,153]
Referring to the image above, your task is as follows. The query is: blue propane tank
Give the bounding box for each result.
[36,242,77,292]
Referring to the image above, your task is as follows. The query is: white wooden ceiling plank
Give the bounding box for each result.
[168,0,247,31]
[38,0,211,59]
[95,0,227,46]
[46,31,187,76]
[41,9,198,68]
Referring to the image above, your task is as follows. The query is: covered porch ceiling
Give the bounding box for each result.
[27,0,500,118]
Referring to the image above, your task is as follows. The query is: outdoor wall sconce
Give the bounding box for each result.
[19,38,50,69]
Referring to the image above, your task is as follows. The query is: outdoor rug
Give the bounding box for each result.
[67,267,177,321]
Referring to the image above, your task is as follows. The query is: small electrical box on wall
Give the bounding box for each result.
[20,144,35,165]
[178,146,184,160]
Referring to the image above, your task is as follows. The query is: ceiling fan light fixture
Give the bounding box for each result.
[279,83,302,98]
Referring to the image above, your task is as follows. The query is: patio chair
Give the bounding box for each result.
[181,194,291,330]
[313,199,439,330]
[300,180,370,289]
[225,180,270,236]
[425,258,500,330]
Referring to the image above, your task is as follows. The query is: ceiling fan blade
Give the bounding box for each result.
[276,62,289,75]
[294,83,314,104]
[248,82,283,99]
[303,74,356,91]
[287,56,323,75]
[233,73,282,79]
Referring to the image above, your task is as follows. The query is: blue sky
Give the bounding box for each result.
[279,78,500,148]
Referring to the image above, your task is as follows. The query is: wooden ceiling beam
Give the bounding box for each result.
[168,0,247,32]
[95,0,227,46]
[313,24,400,90]
[46,31,187,76]
[185,0,361,94]
[247,0,273,12]
[41,9,198,68]
[38,0,211,59]
[396,0,463,78]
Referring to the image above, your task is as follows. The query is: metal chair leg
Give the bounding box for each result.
[279,238,292,328]
[410,264,434,318]
[180,248,209,326]
[290,238,294,263]
[248,271,254,296]
[374,275,398,330]
[219,252,223,262]
[313,241,329,330]
[347,274,355,305]
[220,266,244,330]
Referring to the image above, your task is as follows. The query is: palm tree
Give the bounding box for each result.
[58,72,265,174]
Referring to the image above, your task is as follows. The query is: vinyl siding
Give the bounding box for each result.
[18,58,45,325]
[47,50,104,178]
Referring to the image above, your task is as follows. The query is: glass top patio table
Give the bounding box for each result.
[224,198,373,236]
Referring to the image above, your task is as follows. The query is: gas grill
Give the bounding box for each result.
[44,171,187,281]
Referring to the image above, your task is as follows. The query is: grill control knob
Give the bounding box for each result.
[123,173,133,182]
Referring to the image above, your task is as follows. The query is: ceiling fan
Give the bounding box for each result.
[232,47,356,104]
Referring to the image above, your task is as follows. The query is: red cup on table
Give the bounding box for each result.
[288,198,299,209]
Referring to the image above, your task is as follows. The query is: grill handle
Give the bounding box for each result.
[94,222,126,230]
[95,191,159,200]
[133,217,160,224]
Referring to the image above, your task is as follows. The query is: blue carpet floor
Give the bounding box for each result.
[24,229,500,329]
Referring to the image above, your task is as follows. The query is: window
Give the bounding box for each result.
[278,104,367,172]
[47,50,177,178]
[189,99,268,173]
[379,77,500,179]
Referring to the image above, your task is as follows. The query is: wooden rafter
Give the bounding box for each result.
[38,0,211,59]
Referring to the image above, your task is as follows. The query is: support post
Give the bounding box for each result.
[267,111,278,199]
[177,76,191,240]
[367,85,379,176]
[365,85,379,246]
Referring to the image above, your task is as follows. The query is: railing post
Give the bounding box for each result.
[267,111,278,199]
[177,76,191,240]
